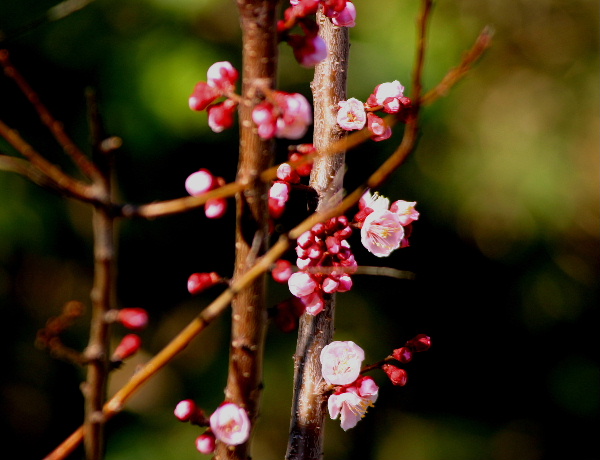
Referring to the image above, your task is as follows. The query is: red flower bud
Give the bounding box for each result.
[405,334,431,352]
[174,399,208,425]
[187,272,221,295]
[112,334,142,361]
[392,346,413,363]
[382,364,408,386]
[272,259,293,283]
[117,308,149,331]
[195,432,216,454]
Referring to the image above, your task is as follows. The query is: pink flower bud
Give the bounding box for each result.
[373,80,405,107]
[367,113,392,142]
[322,276,339,294]
[272,259,293,283]
[326,236,341,254]
[301,291,324,316]
[206,61,239,91]
[392,346,413,363]
[406,334,431,352]
[207,99,237,133]
[252,102,278,139]
[337,98,366,131]
[188,272,221,295]
[331,1,356,27]
[288,272,317,297]
[204,197,228,219]
[195,432,216,454]
[185,169,215,196]
[112,334,142,361]
[390,200,419,225]
[276,163,301,183]
[382,364,408,386]
[297,230,315,249]
[210,403,251,446]
[307,243,323,260]
[189,82,220,111]
[117,308,149,331]
[275,92,312,140]
[336,274,353,292]
[174,399,207,424]
[290,33,328,67]
[269,197,286,219]
[296,257,313,270]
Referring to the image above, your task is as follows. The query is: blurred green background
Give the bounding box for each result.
[1,0,598,459]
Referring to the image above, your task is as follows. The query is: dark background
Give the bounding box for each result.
[1,1,598,459]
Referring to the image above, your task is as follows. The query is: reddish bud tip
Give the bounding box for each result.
[117,308,149,331]
[406,334,431,352]
[113,334,142,361]
[187,272,221,295]
[174,399,208,425]
[392,346,413,363]
[382,364,408,386]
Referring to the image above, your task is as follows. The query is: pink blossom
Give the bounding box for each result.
[331,1,356,27]
[320,340,365,385]
[207,99,237,133]
[276,92,313,139]
[337,98,366,131]
[328,376,379,430]
[372,80,404,113]
[206,61,239,92]
[359,189,390,212]
[209,403,251,446]
[360,209,404,257]
[288,272,317,297]
[336,274,353,292]
[390,200,419,225]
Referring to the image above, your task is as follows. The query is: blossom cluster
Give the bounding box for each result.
[320,336,431,430]
[337,80,412,141]
[356,190,419,257]
[279,0,357,67]
[286,216,357,315]
[174,400,251,454]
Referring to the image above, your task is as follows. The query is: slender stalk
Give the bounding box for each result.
[214,1,278,459]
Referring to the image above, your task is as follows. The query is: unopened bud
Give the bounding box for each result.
[382,364,408,386]
[174,399,208,425]
[112,334,142,361]
[187,272,221,295]
[117,308,149,331]
[195,432,216,454]
[406,334,431,352]
[392,346,413,363]
[272,259,293,283]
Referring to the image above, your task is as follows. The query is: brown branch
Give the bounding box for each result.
[286,11,349,460]
[0,49,102,181]
[0,119,98,203]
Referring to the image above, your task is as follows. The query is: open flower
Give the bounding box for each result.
[320,340,365,385]
[390,200,420,225]
[328,376,379,430]
[209,403,251,446]
[337,97,366,130]
[361,209,404,257]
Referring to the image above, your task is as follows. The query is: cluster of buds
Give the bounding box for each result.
[189,61,239,133]
[185,168,228,219]
[355,189,419,257]
[382,334,432,386]
[337,80,412,141]
[174,400,251,454]
[278,1,357,67]
[286,216,356,315]
[252,91,312,140]
[268,144,315,220]
[107,307,149,362]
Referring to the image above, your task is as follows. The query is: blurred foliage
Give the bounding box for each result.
[0,0,598,459]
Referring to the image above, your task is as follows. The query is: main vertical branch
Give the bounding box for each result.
[215,1,278,460]
[286,13,349,460]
